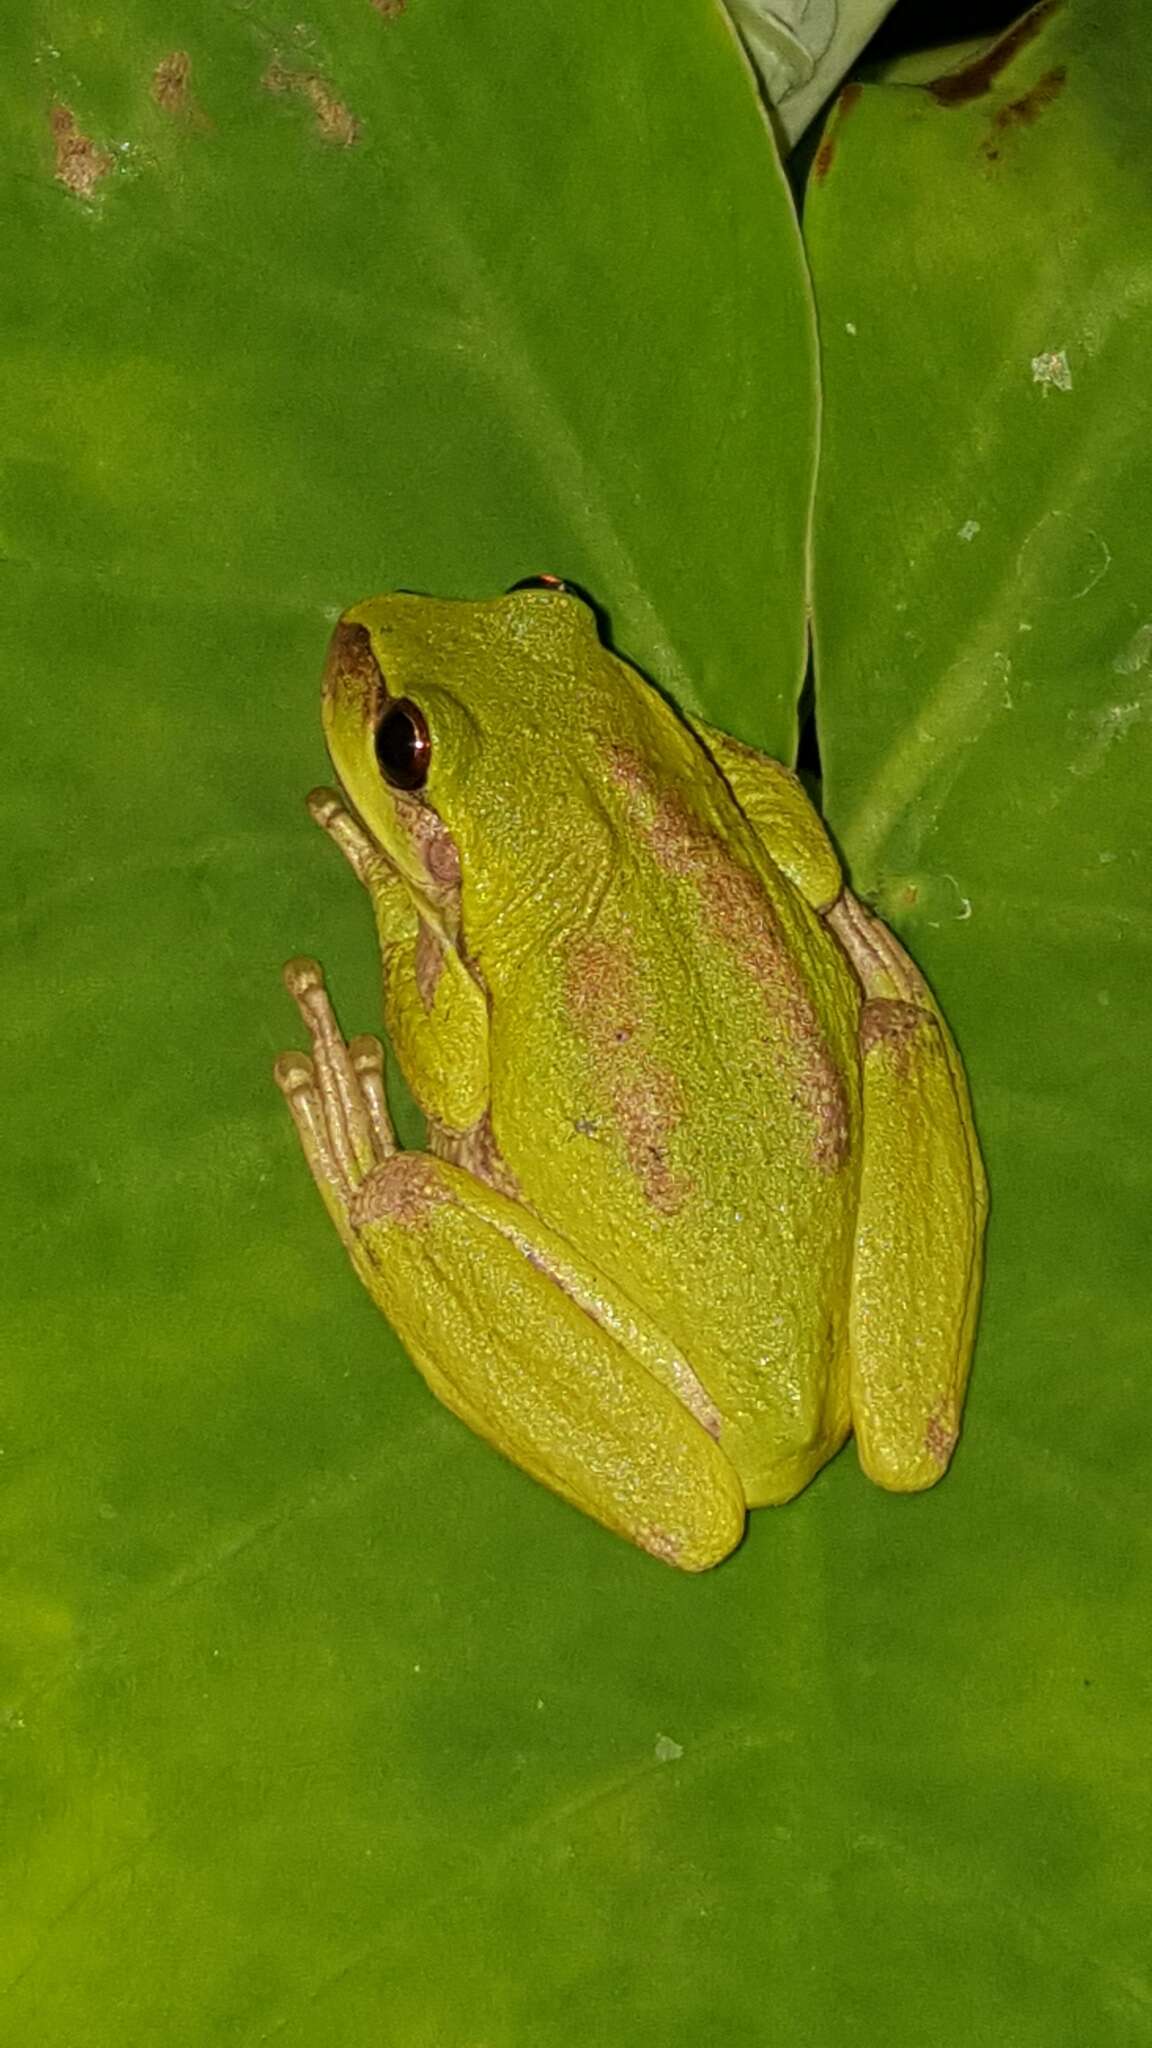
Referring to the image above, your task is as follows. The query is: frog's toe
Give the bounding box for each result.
[275,958,397,1212]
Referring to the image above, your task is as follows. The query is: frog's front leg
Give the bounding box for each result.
[274,961,746,1570]
[828,893,988,1492]
[308,787,491,1139]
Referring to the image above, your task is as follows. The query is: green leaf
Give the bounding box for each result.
[807,2,1152,2032]
[2,2,829,2041]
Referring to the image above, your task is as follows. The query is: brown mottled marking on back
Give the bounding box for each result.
[566,934,692,1216]
[350,1154,447,1229]
[608,749,850,1175]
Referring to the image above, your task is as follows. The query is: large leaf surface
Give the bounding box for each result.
[1,2,829,2041]
[807,2,1152,2035]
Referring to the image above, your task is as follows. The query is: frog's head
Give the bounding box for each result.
[319,584,646,938]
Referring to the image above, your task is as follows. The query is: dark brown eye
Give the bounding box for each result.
[375,698,431,791]
[507,573,568,593]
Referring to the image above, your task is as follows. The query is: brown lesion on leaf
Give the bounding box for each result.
[151,51,211,128]
[371,0,407,16]
[608,748,850,1177]
[262,60,360,146]
[812,80,862,184]
[927,0,1061,107]
[566,933,692,1217]
[982,65,1066,159]
[50,105,114,199]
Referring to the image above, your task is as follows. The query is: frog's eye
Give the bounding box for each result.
[507,574,568,593]
[375,698,431,792]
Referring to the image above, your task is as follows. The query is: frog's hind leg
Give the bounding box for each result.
[275,960,746,1572]
[827,893,987,1493]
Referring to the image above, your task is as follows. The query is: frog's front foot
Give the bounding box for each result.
[274,958,397,1241]
[306,789,387,890]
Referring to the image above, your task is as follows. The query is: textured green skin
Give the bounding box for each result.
[295,588,983,1558]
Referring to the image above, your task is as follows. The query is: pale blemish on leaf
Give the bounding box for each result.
[1112,622,1152,675]
[1015,509,1111,603]
[1068,698,1150,778]
[1031,348,1072,391]
[958,520,981,542]
[654,1733,683,1763]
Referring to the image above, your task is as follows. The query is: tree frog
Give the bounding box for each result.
[275,585,986,1570]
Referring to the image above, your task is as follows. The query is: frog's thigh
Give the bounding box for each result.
[692,720,842,910]
[836,907,985,1491]
[351,1160,746,1570]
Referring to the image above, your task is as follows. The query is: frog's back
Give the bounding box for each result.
[483,741,863,1505]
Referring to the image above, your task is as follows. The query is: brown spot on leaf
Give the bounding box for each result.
[567,934,692,1216]
[263,61,360,146]
[982,64,1066,158]
[812,81,863,183]
[151,51,210,127]
[928,0,1061,106]
[609,749,850,1176]
[50,105,114,199]
[350,1153,447,1229]
[371,0,407,15]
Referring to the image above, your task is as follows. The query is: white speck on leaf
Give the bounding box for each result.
[654,1733,683,1763]
[845,321,857,335]
[1032,348,1072,390]
[958,520,981,542]
[941,873,973,921]
[1069,697,1149,776]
